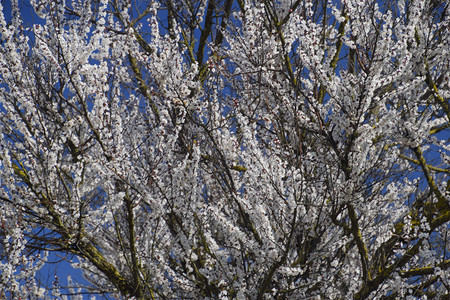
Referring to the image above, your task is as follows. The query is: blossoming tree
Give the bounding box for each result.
[0,0,449,298]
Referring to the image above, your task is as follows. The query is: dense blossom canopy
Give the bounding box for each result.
[0,0,449,298]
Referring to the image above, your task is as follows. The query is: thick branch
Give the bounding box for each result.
[348,203,371,282]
